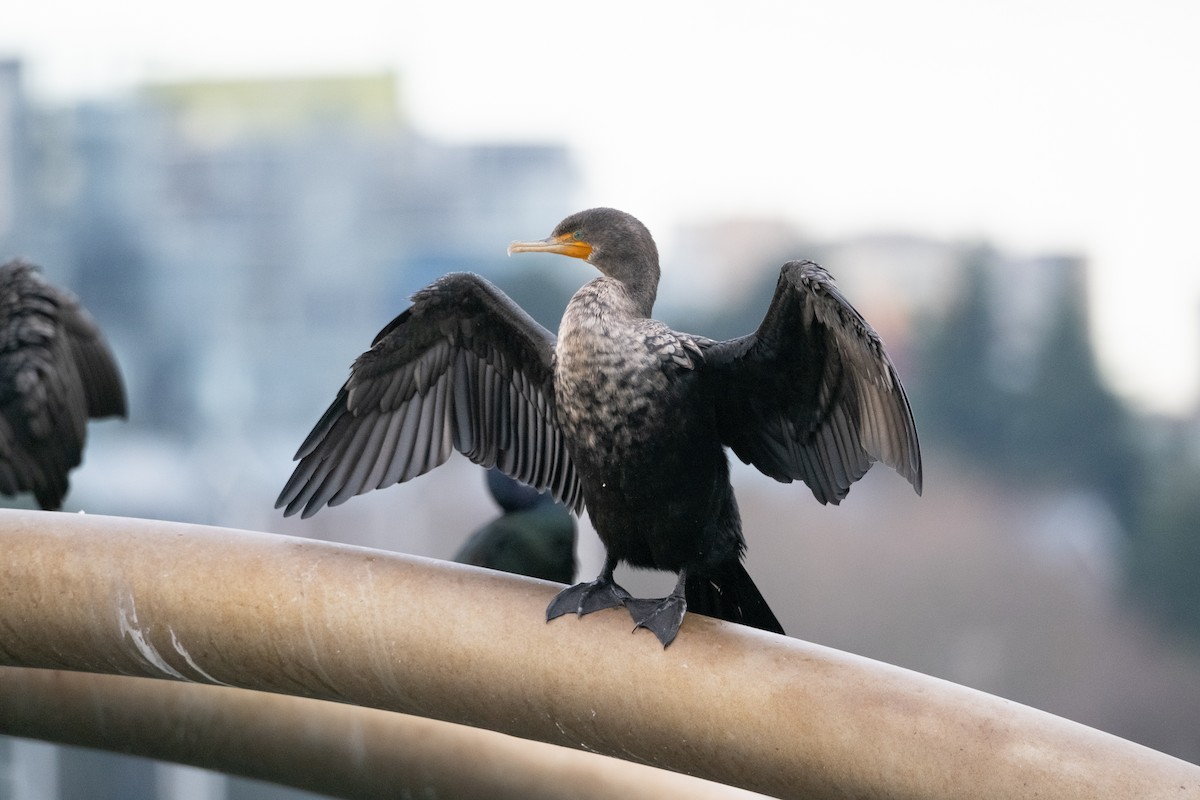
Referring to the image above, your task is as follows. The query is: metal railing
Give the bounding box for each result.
[1,509,1197,799]
[0,668,765,799]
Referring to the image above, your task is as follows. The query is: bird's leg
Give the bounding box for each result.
[624,571,688,647]
[545,557,633,621]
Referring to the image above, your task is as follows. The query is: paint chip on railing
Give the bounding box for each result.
[170,629,230,686]
[117,592,188,680]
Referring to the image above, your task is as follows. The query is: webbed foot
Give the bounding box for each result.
[546,576,633,621]
[625,594,687,647]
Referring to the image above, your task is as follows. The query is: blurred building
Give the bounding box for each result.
[0,63,578,516]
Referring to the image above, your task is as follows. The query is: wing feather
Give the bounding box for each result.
[452,351,475,453]
[277,272,581,519]
[706,261,922,505]
[365,407,405,491]
[384,398,424,487]
[328,406,388,506]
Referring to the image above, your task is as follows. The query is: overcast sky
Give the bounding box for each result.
[5,0,1198,413]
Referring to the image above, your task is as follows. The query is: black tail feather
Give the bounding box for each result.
[685,561,784,635]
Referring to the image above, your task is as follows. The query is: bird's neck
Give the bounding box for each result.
[579,276,655,321]
[590,248,660,317]
[604,261,658,318]
[624,275,657,318]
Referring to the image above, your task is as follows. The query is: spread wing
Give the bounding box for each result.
[704,260,922,505]
[60,299,128,421]
[0,259,126,510]
[276,272,581,519]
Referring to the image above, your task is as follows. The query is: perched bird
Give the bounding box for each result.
[0,259,127,510]
[454,467,577,584]
[277,208,921,646]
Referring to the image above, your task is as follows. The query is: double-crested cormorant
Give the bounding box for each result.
[454,468,577,583]
[0,259,127,510]
[277,208,921,646]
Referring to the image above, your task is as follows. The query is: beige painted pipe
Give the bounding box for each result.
[0,667,767,799]
[1,509,1197,799]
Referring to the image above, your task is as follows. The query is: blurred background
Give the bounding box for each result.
[3,1,1200,798]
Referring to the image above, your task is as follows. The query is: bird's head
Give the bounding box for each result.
[508,207,660,312]
[486,467,544,513]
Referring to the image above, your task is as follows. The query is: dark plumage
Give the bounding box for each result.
[453,468,577,584]
[277,208,921,646]
[0,259,127,510]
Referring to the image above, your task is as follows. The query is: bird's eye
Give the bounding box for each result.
[572,231,583,240]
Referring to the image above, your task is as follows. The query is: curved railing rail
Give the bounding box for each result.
[1,509,1197,799]
[0,668,764,799]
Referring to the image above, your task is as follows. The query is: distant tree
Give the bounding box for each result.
[1011,285,1143,526]
[914,245,1016,465]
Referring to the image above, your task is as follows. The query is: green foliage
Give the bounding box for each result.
[1007,287,1143,525]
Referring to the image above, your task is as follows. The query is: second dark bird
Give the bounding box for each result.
[454,468,577,584]
[0,259,126,510]
[277,208,922,646]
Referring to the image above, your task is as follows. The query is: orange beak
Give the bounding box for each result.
[507,233,593,261]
